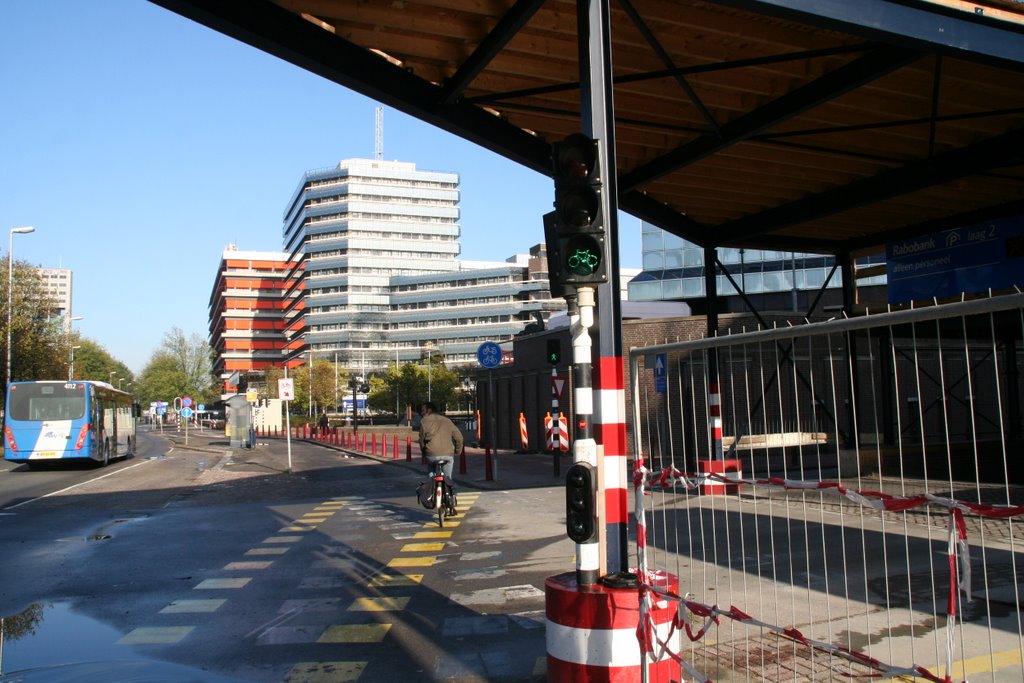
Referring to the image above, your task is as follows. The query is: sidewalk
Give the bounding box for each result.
[159,426,570,491]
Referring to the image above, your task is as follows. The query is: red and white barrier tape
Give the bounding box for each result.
[631,460,1024,683]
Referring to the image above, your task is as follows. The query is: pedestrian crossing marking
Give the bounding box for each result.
[118,626,194,644]
[284,661,366,682]
[195,577,251,589]
[160,599,226,614]
[422,520,459,527]
[368,573,423,587]
[297,516,331,523]
[246,546,290,556]
[318,623,392,643]
[388,556,437,568]
[400,542,446,552]
[412,530,452,539]
[263,535,303,543]
[348,596,411,611]
[280,525,316,532]
[225,560,273,570]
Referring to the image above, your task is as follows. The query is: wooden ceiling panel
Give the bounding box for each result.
[157,0,1024,255]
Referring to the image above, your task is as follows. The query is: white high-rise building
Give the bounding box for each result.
[37,267,74,329]
[282,158,461,371]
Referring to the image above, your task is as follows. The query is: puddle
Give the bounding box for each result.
[0,602,245,682]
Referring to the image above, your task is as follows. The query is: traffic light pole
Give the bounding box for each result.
[570,286,599,586]
[578,0,629,578]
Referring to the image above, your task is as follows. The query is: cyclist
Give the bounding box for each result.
[419,401,463,481]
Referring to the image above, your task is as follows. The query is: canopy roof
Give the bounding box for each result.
[152,0,1024,257]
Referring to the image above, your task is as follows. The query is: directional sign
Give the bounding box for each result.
[180,407,194,418]
[477,341,503,369]
[653,353,667,393]
[198,404,205,412]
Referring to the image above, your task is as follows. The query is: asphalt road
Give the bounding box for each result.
[0,425,572,682]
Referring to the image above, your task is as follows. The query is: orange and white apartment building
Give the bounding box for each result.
[207,246,304,386]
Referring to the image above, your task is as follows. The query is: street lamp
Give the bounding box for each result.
[66,315,83,381]
[109,371,117,386]
[7,226,35,390]
[69,346,81,381]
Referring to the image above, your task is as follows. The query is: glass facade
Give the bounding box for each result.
[628,222,887,302]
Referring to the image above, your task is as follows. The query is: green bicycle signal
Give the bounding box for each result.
[564,235,603,276]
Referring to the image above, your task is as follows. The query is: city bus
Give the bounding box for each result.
[3,380,138,468]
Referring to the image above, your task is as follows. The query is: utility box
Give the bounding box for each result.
[225,395,252,448]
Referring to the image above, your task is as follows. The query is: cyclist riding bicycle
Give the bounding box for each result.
[418,401,463,481]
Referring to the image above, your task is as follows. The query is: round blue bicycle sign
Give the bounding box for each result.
[477,341,503,368]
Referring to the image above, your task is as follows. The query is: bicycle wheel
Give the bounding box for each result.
[436,481,445,528]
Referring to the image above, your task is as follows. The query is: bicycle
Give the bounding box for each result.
[416,458,457,527]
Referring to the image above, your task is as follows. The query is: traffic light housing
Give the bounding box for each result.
[550,133,607,287]
[565,462,596,543]
[546,339,561,365]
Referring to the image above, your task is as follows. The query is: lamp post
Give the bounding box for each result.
[69,346,81,381]
[66,315,83,381]
[7,226,35,390]
[109,371,117,387]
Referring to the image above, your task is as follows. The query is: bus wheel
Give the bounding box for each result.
[102,441,110,467]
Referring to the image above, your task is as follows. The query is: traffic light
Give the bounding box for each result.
[546,339,561,365]
[565,463,596,543]
[550,133,607,287]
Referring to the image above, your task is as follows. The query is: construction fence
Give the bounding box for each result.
[628,292,1024,682]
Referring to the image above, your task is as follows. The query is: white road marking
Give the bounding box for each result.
[1,460,153,510]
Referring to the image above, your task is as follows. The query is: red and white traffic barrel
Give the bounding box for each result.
[545,571,680,682]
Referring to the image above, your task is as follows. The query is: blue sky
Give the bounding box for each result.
[1,1,642,374]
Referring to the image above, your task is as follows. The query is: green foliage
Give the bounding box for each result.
[0,602,45,642]
[368,353,462,413]
[133,327,215,407]
[72,337,133,387]
[1,261,71,394]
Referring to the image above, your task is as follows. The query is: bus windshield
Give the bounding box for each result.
[8,383,87,421]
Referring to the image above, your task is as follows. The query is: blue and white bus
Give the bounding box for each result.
[3,381,138,468]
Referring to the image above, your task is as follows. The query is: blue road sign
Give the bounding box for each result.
[477,341,503,368]
[181,407,194,418]
[653,353,667,393]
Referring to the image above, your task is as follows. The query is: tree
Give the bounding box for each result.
[368,352,461,414]
[1,259,70,396]
[71,337,133,387]
[134,327,215,407]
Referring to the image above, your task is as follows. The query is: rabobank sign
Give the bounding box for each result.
[886,215,1024,303]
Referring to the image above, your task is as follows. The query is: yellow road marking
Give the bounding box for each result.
[284,661,366,682]
[412,531,452,539]
[318,623,392,643]
[387,556,436,568]
[348,596,410,611]
[225,561,273,570]
[401,542,445,552]
[263,535,303,543]
[369,573,423,587]
[280,525,317,532]
[195,577,251,589]
[160,599,225,614]
[881,648,1024,681]
[118,626,194,644]
[246,547,289,556]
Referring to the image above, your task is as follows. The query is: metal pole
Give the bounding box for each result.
[7,227,35,391]
[284,364,292,470]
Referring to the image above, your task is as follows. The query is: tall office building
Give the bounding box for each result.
[282,158,461,371]
[37,267,74,330]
